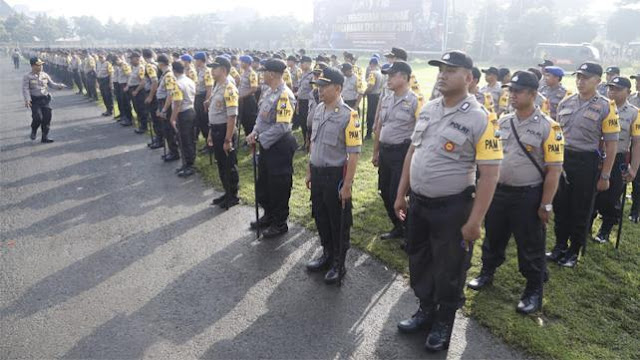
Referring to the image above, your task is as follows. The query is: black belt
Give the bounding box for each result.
[411,186,475,209]
[311,165,343,177]
[380,141,410,150]
[565,149,600,160]
[497,184,542,193]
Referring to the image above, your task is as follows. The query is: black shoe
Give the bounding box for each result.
[397,308,434,334]
[30,130,37,140]
[134,128,146,134]
[380,226,404,240]
[149,139,163,149]
[364,134,372,140]
[175,165,186,174]
[324,264,346,285]
[629,214,639,223]
[120,120,133,127]
[114,114,122,119]
[545,247,566,263]
[177,167,195,177]
[558,252,578,268]
[467,273,494,291]
[424,311,455,352]
[211,194,227,206]
[41,137,54,143]
[262,223,288,239]
[516,290,542,315]
[306,252,332,272]
[102,111,113,117]
[163,153,180,162]
[250,215,272,230]
[221,196,240,209]
[593,231,609,244]
[199,146,212,154]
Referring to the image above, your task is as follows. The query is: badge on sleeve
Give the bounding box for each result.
[276,93,294,123]
[345,110,362,147]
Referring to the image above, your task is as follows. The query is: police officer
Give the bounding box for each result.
[592,77,640,242]
[630,73,640,107]
[296,56,314,149]
[630,73,640,222]
[71,51,84,95]
[305,67,362,284]
[371,61,421,241]
[498,76,551,118]
[96,52,114,117]
[84,50,98,101]
[236,55,259,138]
[469,67,494,112]
[115,54,134,126]
[384,47,422,96]
[540,66,572,120]
[22,56,66,143]
[481,67,502,114]
[246,59,298,238]
[597,66,620,96]
[365,57,384,140]
[194,51,214,152]
[156,54,180,162]
[306,62,329,148]
[169,61,197,177]
[537,59,554,90]
[340,63,363,111]
[125,52,149,134]
[394,51,502,352]
[207,56,240,209]
[143,49,162,149]
[180,54,198,83]
[468,71,564,315]
[547,62,620,268]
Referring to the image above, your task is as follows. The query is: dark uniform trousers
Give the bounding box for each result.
[311,166,353,264]
[297,99,309,141]
[129,88,149,130]
[592,153,626,233]
[239,95,258,137]
[13,56,19,69]
[146,96,162,140]
[176,109,197,166]
[118,83,133,121]
[194,93,208,140]
[407,187,474,312]
[73,70,83,93]
[80,72,88,95]
[97,76,113,113]
[482,185,546,290]
[86,70,98,100]
[113,82,124,117]
[366,94,380,137]
[161,106,179,156]
[553,150,600,254]
[378,142,410,229]
[632,170,640,217]
[257,133,297,226]
[210,123,239,197]
[30,95,53,137]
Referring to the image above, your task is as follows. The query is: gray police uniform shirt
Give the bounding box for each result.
[378,90,421,145]
[498,108,564,187]
[144,62,158,92]
[481,82,502,113]
[366,69,384,95]
[556,93,620,152]
[156,69,176,100]
[410,95,503,198]
[254,82,296,150]
[127,64,145,87]
[617,102,640,153]
[342,75,359,101]
[307,88,320,130]
[597,82,608,97]
[541,84,571,120]
[238,68,257,98]
[118,62,131,84]
[171,74,196,113]
[208,79,239,125]
[22,71,61,101]
[196,66,213,95]
[96,60,111,79]
[297,71,314,100]
[629,92,640,108]
[309,98,362,167]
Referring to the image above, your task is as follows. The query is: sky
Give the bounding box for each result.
[6,0,315,23]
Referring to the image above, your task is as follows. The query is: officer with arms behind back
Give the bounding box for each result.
[394,51,502,352]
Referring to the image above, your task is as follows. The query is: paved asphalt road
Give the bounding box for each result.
[0,58,525,359]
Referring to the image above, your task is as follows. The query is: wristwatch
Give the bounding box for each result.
[600,173,611,180]
[541,204,553,212]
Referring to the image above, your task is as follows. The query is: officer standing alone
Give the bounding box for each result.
[394,51,502,352]
[305,67,362,284]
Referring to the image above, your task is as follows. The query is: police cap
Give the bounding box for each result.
[428,50,474,69]
[381,60,412,77]
[607,76,631,89]
[502,71,539,90]
[259,59,287,73]
[573,62,603,77]
[384,47,408,61]
[312,67,344,86]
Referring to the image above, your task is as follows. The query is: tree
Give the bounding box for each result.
[33,15,61,44]
[606,7,640,46]
[72,16,104,41]
[470,1,501,60]
[503,6,556,60]
[447,12,468,51]
[3,13,33,42]
[557,17,599,44]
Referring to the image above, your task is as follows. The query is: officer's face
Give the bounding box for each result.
[385,56,395,64]
[485,73,497,84]
[509,88,536,110]
[32,64,42,73]
[387,72,408,91]
[196,59,205,68]
[576,74,599,94]
[606,86,629,103]
[343,69,353,77]
[544,73,559,86]
[131,57,140,66]
[212,66,226,79]
[318,84,340,103]
[606,73,616,82]
[437,66,471,95]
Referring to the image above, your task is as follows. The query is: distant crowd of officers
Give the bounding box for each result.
[14,45,640,353]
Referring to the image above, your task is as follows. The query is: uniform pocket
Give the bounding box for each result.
[411,120,428,146]
[438,129,467,160]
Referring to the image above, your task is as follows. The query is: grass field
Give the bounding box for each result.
[90,63,639,359]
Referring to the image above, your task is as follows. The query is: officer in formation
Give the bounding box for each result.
[339,63,364,111]
[194,52,214,153]
[237,55,259,138]
[591,76,640,242]
[498,77,550,118]
[384,47,422,96]
[83,50,98,102]
[169,61,197,177]
[125,52,149,134]
[246,59,298,238]
[96,52,114,117]
[630,73,640,223]
[468,67,495,112]
[467,71,564,315]
[143,50,163,149]
[364,57,384,140]
[115,54,134,127]
[540,66,572,120]
[394,50,502,352]
[597,66,620,96]
[481,67,502,113]
[70,51,83,95]
[296,56,314,150]
[305,67,362,284]
[547,62,620,268]
[305,62,329,147]
[537,59,554,89]
[207,56,241,209]
[156,54,180,162]
[371,61,421,241]
[22,56,66,143]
